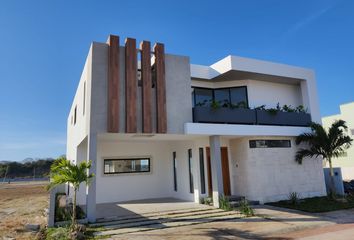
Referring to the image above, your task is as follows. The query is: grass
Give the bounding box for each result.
[267,195,354,213]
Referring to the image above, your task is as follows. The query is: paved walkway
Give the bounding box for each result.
[97,205,354,240]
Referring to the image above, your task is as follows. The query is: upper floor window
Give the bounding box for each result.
[249,140,291,148]
[74,106,77,125]
[192,86,248,108]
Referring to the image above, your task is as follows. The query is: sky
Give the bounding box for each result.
[0,0,353,161]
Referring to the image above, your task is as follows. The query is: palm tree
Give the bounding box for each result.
[295,120,352,196]
[47,157,94,229]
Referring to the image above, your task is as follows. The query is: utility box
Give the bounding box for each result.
[323,167,344,196]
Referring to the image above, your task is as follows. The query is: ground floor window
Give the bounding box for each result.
[173,152,177,191]
[199,148,206,194]
[188,149,194,193]
[104,158,150,174]
[249,140,291,148]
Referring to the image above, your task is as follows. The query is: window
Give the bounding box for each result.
[249,140,291,148]
[188,149,194,193]
[194,88,213,106]
[199,148,206,194]
[173,152,177,191]
[230,87,248,107]
[83,82,86,115]
[74,106,77,125]
[192,87,248,108]
[214,89,230,106]
[104,158,150,174]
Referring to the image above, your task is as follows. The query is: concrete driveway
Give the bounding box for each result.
[106,206,354,240]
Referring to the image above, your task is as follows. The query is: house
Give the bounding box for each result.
[66,35,326,223]
[322,102,354,180]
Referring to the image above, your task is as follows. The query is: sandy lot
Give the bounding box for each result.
[0,181,49,240]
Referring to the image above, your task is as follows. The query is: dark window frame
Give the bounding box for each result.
[249,140,291,148]
[173,152,177,192]
[103,158,151,174]
[192,86,249,108]
[74,106,77,125]
[188,149,194,194]
[199,148,206,194]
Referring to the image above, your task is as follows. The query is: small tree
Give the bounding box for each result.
[295,120,352,196]
[47,157,94,230]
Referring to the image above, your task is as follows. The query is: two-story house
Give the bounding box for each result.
[66,35,326,223]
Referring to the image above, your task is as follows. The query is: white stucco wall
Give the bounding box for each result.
[229,136,327,203]
[322,102,354,180]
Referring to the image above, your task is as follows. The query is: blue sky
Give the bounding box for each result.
[0,0,353,161]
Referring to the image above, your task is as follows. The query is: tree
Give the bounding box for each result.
[47,157,94,230]
[295,120,352,196]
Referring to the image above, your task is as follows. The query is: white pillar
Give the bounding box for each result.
[86,133,97,223]
[209,135,224,208]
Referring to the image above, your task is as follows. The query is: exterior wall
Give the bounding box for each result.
[322,102,354,180]
[229,136,327,203]
[66,45,93,162]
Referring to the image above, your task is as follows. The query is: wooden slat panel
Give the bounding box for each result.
[221,147,231,196]
[125,38,138,133]
[154,43,167,133]
[140,41,152,133]
[107,35,120,133]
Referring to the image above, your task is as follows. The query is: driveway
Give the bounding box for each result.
[104,206,354,240]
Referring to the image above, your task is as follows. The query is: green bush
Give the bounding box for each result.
[239,199,254,216]
[219,195,232,211]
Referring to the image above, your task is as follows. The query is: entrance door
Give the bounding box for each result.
[206,147,231,196]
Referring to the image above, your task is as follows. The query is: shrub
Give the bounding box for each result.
[288,192,300,205]
[239,199,254,216]
[200,197,213,205]
[219,195,232,211]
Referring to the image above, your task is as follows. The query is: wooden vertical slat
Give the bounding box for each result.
[125,38,138,133]
[107,35,120,133]
[154,43,167,133]
[140,41,152,133]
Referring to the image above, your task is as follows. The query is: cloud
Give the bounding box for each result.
[282,2,338,39]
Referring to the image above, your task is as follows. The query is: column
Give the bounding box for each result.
[209,135,224,208]
[86,133,97,223]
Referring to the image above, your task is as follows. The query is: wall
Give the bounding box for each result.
[322,102,354,180]
[229,136,326,203]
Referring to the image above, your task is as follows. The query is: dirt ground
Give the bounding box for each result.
[0,181,49,240]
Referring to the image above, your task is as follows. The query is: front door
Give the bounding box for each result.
[206,147,231,196]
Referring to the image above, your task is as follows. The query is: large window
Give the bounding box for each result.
[104,158,150,174]
[188,149,194,193]
[249,140,291,148]
[192,87,248,108]
[199,148,206,194]
[173,152,177,191]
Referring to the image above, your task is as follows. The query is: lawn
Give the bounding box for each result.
[267,195,354,213]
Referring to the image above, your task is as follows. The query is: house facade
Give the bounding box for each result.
[322,102,354,180]
[66,35,326,222]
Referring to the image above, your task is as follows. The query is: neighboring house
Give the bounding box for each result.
[66,35,326,222]
[322,102,354,180]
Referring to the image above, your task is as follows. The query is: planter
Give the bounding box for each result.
[256,110,311,126]
[193,107,256,124]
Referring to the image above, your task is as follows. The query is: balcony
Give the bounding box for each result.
[192,107,311,127]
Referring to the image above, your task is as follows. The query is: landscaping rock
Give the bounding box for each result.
[25,224,40,231]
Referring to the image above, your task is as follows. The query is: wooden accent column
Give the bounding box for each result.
[107,35,120,133]
[140,41,152,133]
[125,38,138,133]
[154,43,167,133]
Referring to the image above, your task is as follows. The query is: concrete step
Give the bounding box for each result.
[230,200,260,208]
[94,209,242,237]
[92,207,215,226]
[91,208,223,227]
